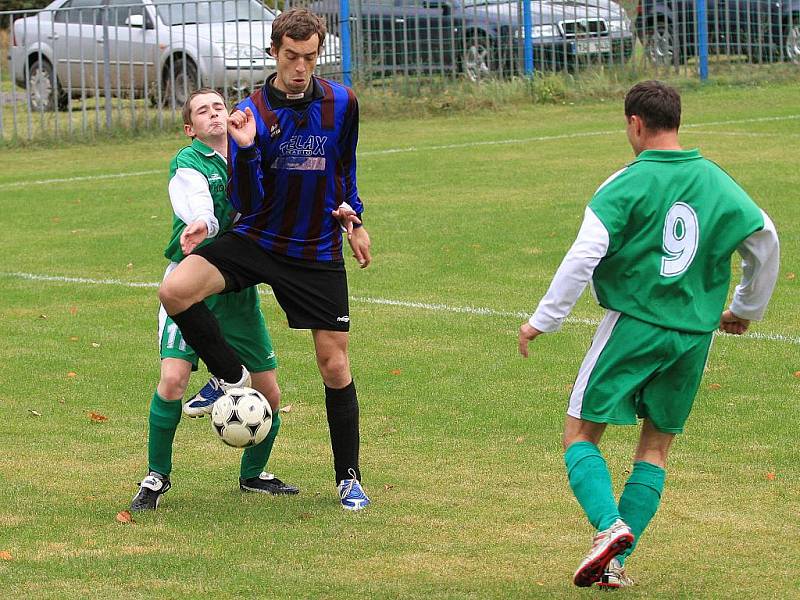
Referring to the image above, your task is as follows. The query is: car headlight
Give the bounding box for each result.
[514,24,557,39]
[222,43,268,60]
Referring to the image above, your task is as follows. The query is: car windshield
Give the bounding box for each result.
[153,0,275,25]
[462,0,514,5]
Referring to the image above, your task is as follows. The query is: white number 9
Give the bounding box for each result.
[660,202,699,277]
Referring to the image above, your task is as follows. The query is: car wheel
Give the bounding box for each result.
[644,21,683,66]
[27,58,67,112]
[461,36,493,82]
[163,57,198,108]
[785,18,800,63]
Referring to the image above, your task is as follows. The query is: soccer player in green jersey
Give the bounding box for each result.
[518,80,780,588]
[131,89,299,511]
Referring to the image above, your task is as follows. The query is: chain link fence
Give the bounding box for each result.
[2,0,799,142]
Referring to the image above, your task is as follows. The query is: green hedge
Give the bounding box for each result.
[4,1,52,12]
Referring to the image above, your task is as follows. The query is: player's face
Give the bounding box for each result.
[185,92,227,141]
[271,34,320,95]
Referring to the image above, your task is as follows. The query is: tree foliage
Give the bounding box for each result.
[4,0,52,12]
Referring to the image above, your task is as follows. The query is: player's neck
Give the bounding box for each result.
[638,131,681,153]
[199,133,228,158]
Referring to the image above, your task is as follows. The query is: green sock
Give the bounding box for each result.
[147,391,182,477]
[564,441,621,532]
[240,412,281,480]
[616,461,666,564]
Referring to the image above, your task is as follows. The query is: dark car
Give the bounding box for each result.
[310,0,635,80]
[635,0,800,65]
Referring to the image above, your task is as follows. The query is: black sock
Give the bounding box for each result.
[325,380,360,484]
[170,302,242,382]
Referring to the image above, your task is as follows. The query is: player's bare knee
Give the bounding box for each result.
[157,374,189,401]
[318,357,350,387]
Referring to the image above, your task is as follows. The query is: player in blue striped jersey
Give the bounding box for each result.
[159,8,372,510]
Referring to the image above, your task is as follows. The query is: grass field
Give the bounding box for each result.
[0,81,798,598]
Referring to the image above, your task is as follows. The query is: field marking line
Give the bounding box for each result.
[2,114,798,191]
[684,130,800,138]
[0,170,162,190]
[3,270,797,346]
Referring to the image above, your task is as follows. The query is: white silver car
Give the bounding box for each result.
[10,0,340,111]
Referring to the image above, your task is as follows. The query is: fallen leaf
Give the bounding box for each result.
[150,215,158,219]
[126,262,134,269]
[69,336,79,342]
[91,342,101,348]
[383,484,394,491]
[38,314,47,319]
[67,372,77,378]
[299,512,313,521]
[278,404,292,413]
[28,410,41,417]
[69,306,78,316]
[515,436,525,444]
[708,383,722,390]
[0,551,12,561]
[115,510,133,524]
[89,411,108,422]
[786,272,796,280]
[794,371,800,378]
[766,472,776,481]
[390,369,402,376]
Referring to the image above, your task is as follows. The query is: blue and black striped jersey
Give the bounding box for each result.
[229,76,363,262]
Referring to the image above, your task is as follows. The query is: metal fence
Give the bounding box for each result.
[2,0,799,141]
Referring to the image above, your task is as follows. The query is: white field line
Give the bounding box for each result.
[3,270,797,346]
[2,114,799,191]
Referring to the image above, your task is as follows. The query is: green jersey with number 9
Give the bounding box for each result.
[588,149,765,333]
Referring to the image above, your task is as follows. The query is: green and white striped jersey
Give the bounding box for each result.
[530,148,780,334]
[164,138,235,263]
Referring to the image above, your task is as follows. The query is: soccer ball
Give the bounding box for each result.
[210,387,272,448]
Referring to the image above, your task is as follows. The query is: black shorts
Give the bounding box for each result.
[193,232,350,331]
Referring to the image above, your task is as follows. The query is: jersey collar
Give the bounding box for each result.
[191,138,226,162]
[634,148,702,162]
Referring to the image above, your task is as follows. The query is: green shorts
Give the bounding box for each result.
[158,285,277,373]
[568,310,713,433]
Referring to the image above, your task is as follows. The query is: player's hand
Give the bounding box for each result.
[348,226,371,268]
[331,202,361,239]
[180,219,208,255]
[719,309,750,335]
[228,107,256,147]
[518,322,542,358]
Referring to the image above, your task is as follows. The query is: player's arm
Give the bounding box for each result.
[340,95,371,268]
[228,105,265,216]
[519,207,609,357]
[169,167,219,255]
[721,210,780,334]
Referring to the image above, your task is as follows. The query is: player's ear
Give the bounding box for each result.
[184,123,195,138]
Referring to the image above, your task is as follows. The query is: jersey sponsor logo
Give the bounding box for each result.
[279,135,328,157]
[208,173,223,182]
[269,122,281,139]
[336,315,350,323]
[272,156,326,171]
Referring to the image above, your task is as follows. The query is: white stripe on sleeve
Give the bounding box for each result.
[729,210,780,321]
[168,168,219,238]
[529,207,610,333]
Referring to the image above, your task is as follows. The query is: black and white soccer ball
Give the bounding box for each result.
[210,387,272,448]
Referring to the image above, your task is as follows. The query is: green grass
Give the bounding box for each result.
[0,81,798,598]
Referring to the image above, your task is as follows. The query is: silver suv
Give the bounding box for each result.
[10,0,340,111]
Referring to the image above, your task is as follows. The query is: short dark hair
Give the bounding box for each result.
[182,87,225,126]
[624,80,681,132]
[270,7,326,51]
